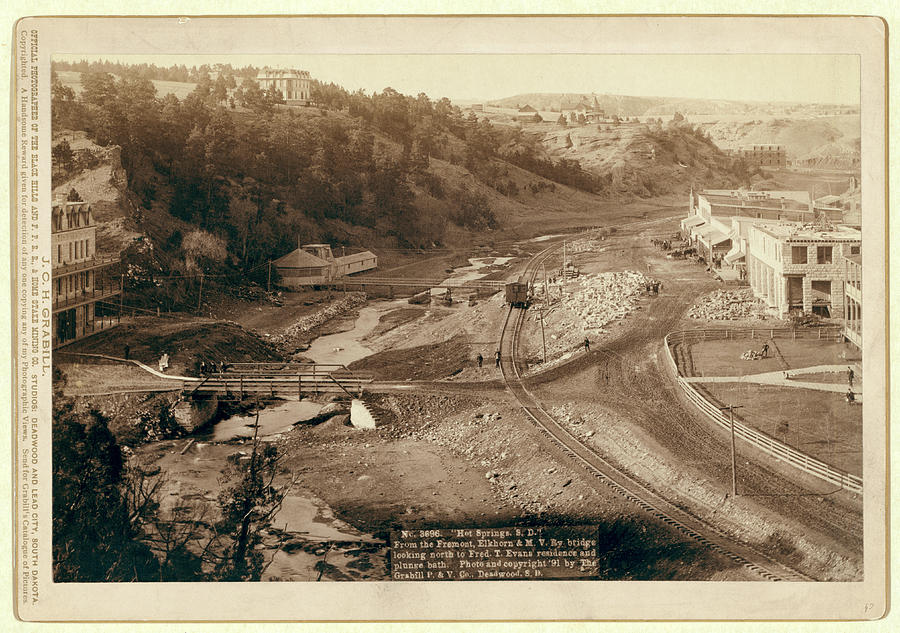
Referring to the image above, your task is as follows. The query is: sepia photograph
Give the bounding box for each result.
[13,15,887,621]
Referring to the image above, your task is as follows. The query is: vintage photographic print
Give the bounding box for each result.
[13,16,886,621]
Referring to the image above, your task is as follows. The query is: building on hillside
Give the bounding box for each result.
[746,222,861,317]
[735,144,787,168]
[515,105,540,122]
[256,68,312,105]
[274,243,378,288]
[52,200,121,348]
[843,254,862,348]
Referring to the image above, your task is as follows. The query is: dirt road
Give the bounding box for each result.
[525,224,862,580]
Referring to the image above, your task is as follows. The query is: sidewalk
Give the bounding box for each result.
[684,363,862,400]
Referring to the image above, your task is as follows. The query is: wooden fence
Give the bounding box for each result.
[663,327,862,495]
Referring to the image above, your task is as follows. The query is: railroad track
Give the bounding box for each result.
[497,230,814,583]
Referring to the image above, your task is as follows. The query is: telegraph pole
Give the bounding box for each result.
[197,273,204,313]
[539,308,547,364]
[719,404,744,497]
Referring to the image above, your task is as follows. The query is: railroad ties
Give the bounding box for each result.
[497,234,814,583]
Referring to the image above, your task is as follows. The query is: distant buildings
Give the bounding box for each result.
[52,200,121,348]
[274,243,377,288]
[515,105,542,122]
[733,144,787,168]
[256,67,312,105]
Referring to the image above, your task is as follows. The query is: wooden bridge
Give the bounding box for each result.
[183,362,374,400]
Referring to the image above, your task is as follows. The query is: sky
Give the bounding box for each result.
[55,53,860,105]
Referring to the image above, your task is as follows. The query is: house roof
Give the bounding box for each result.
[274,248,331,269]
[695,225,730,245]
[518,105,537,112]
[337,251,377,265]
[681,215,706,229]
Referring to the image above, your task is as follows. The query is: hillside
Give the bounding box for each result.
[56,70,197,100]
[533,121,750,198]
[486,92,857,119]
[696,115,860,170]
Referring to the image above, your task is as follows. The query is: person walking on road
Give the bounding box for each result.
[495,350,501,368]
[476,353,483,368]
[584,337,590,352]
[761,343,769,358]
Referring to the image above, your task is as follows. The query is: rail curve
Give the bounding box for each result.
[497,230,814,582]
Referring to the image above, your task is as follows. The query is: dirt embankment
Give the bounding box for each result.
[52,129,141,253]
[59,316,282,376]
[279,390,754,580]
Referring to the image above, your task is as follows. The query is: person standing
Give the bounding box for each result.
[123,344,130,360]
[584,337,590,352]
[761,343,769,358]
[476,353,483,368]
[848,367,855,387]
[495,350,501,368]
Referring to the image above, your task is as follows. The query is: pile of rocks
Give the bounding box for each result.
[557,271,650,332]
[688,288,764,320]
[740,349,764,361]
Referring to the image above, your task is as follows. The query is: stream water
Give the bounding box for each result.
[204,400,324,442]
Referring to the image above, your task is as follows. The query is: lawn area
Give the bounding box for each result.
[696,382,862,477]
[683,338,858,377]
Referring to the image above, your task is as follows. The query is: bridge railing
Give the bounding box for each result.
[663,328,862,495]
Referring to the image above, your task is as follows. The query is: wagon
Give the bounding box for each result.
[505,281,530,308]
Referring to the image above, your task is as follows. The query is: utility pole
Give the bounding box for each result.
[719,404,744,497]
[197,273,204,313]
[542,263,549,303]
[539,308,547,364]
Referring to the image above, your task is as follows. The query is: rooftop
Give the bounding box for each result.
[257,68,311,80]
[752,222,861,242]
[274,248,331,269]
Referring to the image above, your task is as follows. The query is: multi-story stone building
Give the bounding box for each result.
[746,222,861,317]
[735,144,787,168]
[256,68,312,105]
[843,254,862,348]
[52,200,121,348]
[682,189,848,273]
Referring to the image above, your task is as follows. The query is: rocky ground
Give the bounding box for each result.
[687,288,773,321]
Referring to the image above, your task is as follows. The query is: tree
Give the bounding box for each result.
[557,113,567,127]
[52,140,74,170]
[66,187,83,202]
[52,397,159,581]
[212,413,294,581]
[182,229,228,272]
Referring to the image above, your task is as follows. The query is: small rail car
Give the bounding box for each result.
[505,280,530,308]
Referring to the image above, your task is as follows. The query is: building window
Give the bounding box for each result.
[791,246,807,264]
[850,246,860,255]
[817,246,833,264]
